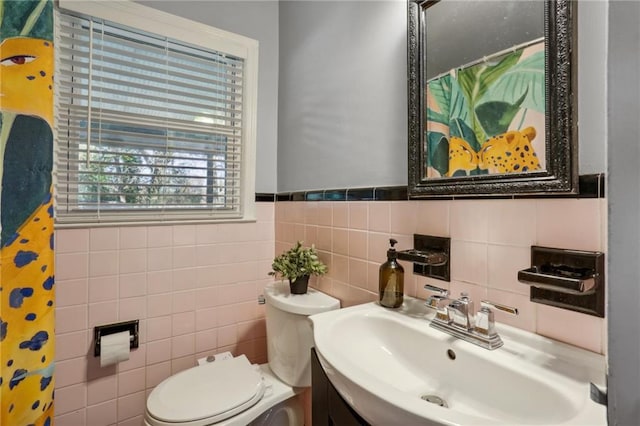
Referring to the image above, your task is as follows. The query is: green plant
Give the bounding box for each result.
[269,241,327,282]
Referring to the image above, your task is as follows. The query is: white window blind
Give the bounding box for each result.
[55,7,256,225]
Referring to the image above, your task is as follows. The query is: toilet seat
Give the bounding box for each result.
[146,355,265,426]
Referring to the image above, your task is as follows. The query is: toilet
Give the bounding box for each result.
[144,282,340,426]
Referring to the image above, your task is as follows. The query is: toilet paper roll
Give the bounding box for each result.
[100,331,131,367]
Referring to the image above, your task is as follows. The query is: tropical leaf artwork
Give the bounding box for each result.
[425,40,546,178]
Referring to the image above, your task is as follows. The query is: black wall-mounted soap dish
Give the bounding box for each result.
[518,265,597,295]
[397,234,450,282]
[518,246,605,317]
[397,249,448,266]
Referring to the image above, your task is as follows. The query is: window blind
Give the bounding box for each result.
[55,10,246,224]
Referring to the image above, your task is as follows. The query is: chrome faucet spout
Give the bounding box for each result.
[447,293,474,330]
[447,300,472,330]
[423,285,518,350]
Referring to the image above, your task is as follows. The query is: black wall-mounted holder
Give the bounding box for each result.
[397,234,450,282]
[94,320,139,357]
[518,246,605,317]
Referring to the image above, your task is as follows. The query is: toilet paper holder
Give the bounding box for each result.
[94,320,139,356]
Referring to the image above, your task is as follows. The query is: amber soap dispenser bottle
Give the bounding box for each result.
[379,238,404,308]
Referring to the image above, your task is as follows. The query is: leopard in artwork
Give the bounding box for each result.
[478,127,540,174]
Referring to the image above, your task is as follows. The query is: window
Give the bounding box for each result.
[54,1,257,225]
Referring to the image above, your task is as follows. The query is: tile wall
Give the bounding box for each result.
[53,197,607,425]
[275,198,607,354]
[53,204,275,426]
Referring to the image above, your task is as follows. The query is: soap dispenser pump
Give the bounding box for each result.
[379,238,404,308]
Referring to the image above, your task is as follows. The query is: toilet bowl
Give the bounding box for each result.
[144,357,302,426]
[144,283,340,426]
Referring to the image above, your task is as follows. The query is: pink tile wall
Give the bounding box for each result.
[53,198,607,424]
[275,198,607,354]
[54,204,275,426]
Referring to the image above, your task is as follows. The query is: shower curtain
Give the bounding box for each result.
[1,1,56,425]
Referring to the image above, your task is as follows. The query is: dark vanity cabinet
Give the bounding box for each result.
[311,348,370,426]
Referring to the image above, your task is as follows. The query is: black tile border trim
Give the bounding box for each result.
[375,186,408,201]
[255,193,276,202]
[259,174,605,202]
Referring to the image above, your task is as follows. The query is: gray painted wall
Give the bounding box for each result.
[139,1,280,193]
[137,1,605,192]
[607,1,640,423]
[277,0,607,192]
[278,1,408,192]
[578,0,608,175]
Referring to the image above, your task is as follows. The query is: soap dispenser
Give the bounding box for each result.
[379,238,404,308]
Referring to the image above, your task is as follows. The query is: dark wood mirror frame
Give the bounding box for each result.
[407,0,578,198]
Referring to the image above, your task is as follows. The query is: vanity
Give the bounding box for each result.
[310,297,606,425]
[311,348,369,426]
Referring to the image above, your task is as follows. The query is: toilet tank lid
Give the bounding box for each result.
[265,283,340,315]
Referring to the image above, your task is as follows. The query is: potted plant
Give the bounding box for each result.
[269,241,328,294]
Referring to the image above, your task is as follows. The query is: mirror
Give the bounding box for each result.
[408,0,578,197]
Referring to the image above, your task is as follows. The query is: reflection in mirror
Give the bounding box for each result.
[408,0,578,197]
[425,1,543,80]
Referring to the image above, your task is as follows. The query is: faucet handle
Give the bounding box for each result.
[475,307,496,336]
[424,284,449,297]
[480,300,519,316]
[423,284,451,323]
[425,294,448,309]
[475,300,518,337]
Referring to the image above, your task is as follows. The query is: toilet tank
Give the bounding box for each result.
[264,283,340,387]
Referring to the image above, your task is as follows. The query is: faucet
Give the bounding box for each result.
[423,284,518,350]
[447,293,474,330]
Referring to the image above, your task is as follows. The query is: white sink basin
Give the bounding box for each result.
[310,297,606,425]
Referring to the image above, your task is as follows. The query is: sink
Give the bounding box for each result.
[310,297,606,425]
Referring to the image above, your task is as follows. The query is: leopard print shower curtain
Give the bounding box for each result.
[1,1,56,425]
